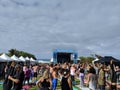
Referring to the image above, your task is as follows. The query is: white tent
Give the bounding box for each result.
[25,57,30,60]
[0,53,12,61]
[0,57,5,62]
[92,58,99,64]
[11,55,20,61]
[19,56,26,62]
[30,57,35,62]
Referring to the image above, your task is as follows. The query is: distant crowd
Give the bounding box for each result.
[1,59,120,90]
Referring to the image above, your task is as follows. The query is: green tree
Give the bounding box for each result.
[79,56,95,63]
[8,49,36,60]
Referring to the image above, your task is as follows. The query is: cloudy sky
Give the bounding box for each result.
[0,0,120,59]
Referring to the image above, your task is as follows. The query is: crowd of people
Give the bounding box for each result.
[78,59,120,90]
[2,59,120,90]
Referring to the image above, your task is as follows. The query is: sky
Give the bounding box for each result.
[0,0,120,59]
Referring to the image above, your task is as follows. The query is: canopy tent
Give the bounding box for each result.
[92,58,99,64]
[11,55,20,61]
[25,57,30,60]
[0,53,12,62]
[0,57,5,62]
[30,57,35,62]
[19,56,26,62]
[95,56,120,66]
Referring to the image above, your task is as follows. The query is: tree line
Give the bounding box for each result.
[0,49,36,60]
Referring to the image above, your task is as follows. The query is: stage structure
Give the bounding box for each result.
[53,49,78,63]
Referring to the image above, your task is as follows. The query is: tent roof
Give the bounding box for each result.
[96,56,120,63]
[30,57,35,61]
[25,57,30,60]
[0,53,11,61]
[11,55,19,61]
[19,56,25,61]
[92,58,99,64]
[0,57,5,62]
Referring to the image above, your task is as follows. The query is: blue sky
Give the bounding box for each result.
[0,0,120,59]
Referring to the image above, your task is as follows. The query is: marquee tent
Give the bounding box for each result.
[95,56,120,66]
[0,57,5,62]
[25,57,30,60]
[0,53,11,61]
[30,57,35,62]
[92,58,99,64]
[11,55,20,61]
[19,56,26,62]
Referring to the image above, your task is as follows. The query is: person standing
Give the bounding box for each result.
[32,64,39,82]
[3,61,16,90]
[24,66,31,85]
[36,70,52,90]
[52,67,58,90]
[110,60,117,90]
[79,67,85,88]
[8,64,24,90]
[70,64,76,85]
[87,67,97,90]
[98,64,105,90]
[61,69,73,90]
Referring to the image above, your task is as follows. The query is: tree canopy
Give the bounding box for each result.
[79,56,95,63]
[8,49,36,60]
